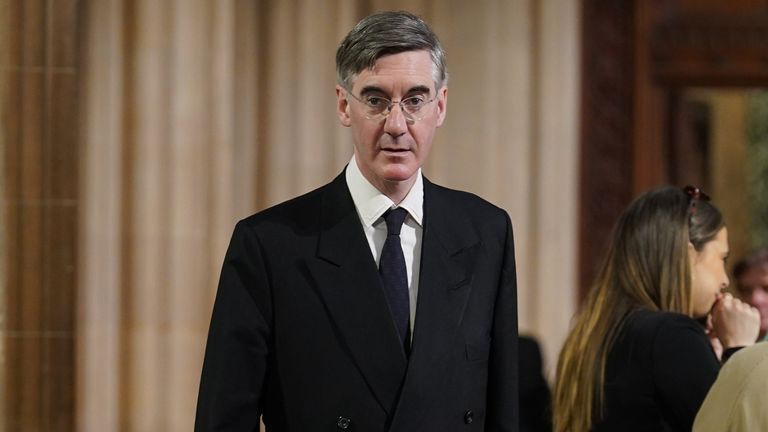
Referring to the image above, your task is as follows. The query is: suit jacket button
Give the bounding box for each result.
[337,416,351,430]
[464,410,474,424]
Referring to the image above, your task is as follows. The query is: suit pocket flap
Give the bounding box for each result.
[465,340,491,362]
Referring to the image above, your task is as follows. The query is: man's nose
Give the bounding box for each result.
[383,102,408,137]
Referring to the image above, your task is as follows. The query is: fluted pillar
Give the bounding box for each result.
[1,1,83,430]
[78,1,260,430]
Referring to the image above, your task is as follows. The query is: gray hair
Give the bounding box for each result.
[335,10,448,91]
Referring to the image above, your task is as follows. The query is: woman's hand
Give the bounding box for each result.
[710,292,761,349]
[704,314,724,360]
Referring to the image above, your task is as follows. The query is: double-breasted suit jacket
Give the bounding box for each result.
[195,170,519,431]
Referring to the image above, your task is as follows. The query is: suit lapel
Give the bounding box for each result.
[306,172,408,416]
[390,179,481,431]
[413,179,480,356]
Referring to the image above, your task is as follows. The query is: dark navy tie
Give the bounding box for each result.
[380,207,410,351]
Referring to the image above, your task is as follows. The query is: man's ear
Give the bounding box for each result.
[435,86,448,127]
[336,85,352,127]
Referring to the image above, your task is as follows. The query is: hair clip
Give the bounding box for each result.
[683,185,710,216]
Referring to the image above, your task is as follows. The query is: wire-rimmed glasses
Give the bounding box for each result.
[345,90,437,124]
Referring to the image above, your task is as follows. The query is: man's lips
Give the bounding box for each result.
[381,148,410,153]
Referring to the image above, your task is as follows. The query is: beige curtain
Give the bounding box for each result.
[78,1,579,430]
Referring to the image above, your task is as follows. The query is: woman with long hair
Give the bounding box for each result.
[553,186,760,432]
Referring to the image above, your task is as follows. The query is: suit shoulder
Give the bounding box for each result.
[519,335,544,367]
[239,182,331,229]
[428,182,509,221]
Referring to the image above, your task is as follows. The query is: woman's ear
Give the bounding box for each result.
[688,241,699,277]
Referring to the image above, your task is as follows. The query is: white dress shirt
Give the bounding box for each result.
[345,156,423,333]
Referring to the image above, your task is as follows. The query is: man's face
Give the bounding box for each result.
[736,263,768,336]
[336,50,447,194]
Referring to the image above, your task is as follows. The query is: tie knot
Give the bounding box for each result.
[383,207,408,236]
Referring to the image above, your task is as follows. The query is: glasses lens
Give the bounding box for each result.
[402,96,426,115]
[362,96,388,116]
[350,91,434,123]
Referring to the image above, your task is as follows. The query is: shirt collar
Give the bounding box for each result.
[345,156,424,228]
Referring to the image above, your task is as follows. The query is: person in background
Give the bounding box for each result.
[519,335,552,432]
[733,247,768,341]
[195,10,519,431]
[553,186,760,432]
[693,341,768,432]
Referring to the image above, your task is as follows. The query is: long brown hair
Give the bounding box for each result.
[553,186,723,432]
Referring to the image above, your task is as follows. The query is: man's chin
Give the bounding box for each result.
[379,165,418,183]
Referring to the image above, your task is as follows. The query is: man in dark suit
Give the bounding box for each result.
[195,10,519,431]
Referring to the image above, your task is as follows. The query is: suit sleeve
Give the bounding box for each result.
[652,314,719,432]
[485,213,520,432]
[195,221,272,432]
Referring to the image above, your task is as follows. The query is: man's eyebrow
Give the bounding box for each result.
[359,85,387,95]
[358,85,433,96]
[406,85,432,95]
